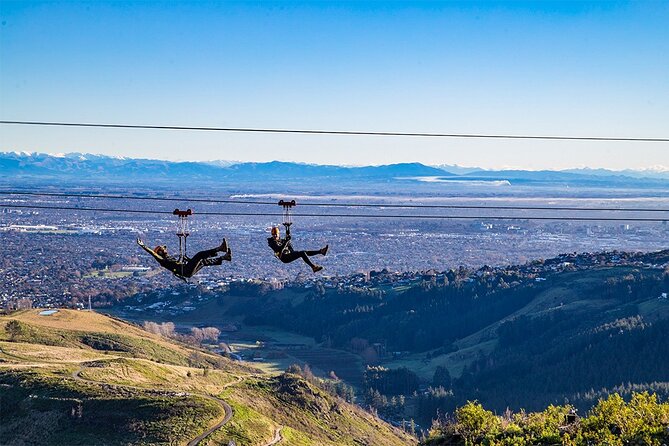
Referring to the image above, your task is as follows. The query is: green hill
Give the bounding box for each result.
[0,309,415,446]
[163,252,669,428]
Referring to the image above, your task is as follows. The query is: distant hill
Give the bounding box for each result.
[454,168,669,188]
[565,166,669,180]
[153,250,669,426]
[0,152,444,182]
[1,152,667,190]
[0,309,414,445]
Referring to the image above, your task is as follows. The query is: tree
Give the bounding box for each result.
[190,327,205,343]
[201,327,221,342]
[302,364,315,383]
[5,320,23,340]
[143,321,175,338]
[455,401,501,445]
[433,366,452,388]
[286,364,303,375]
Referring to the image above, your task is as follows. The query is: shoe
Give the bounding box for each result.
[320,245,329,256]
[223,248,232,262]
[218,238,228,252]
[312,265,323,273]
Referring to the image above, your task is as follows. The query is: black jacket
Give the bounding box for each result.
[139,244,186,276]
[158,255,184,274]
[268,236,293,258]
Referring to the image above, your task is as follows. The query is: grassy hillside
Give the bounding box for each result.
[162,258,669,428]
[0,309,415,446]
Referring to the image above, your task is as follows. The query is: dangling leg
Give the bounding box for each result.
[278,251,301,264]
[193,248,220,262]
[305,245,328,257]
[218,238,228,253]
[298,251,323,272]
[280,250,322,272]
[217,238,232,261]
[298,252,317,268]
[182,246,221,277]
[189,239,229,263]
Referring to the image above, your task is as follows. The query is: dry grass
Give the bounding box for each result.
[0,309,249,372]
[3,309,135,334]
[2,309,415,446]
[78,358,244,394]
[223,376,416,446]
[0,340,108,363]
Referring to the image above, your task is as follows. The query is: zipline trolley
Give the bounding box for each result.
[278,200,296,229]
[173,208,192,263]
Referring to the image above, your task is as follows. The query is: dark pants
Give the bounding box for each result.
[181,248,222,277]
[280,250,322,268]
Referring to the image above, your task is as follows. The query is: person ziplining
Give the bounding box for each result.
[268,200,328,273]
[137,209,232,281]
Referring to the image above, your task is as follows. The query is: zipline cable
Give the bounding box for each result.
[1,190,668,213]
[1,120,668,142]
[2,203,668,222]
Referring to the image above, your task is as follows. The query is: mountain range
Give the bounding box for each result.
[1,152,668,188]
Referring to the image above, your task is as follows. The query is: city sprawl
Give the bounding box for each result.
[2,193,668,310]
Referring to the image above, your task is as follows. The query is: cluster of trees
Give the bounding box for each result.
[457,309,669,412]
[229,263,669,425]
[142,321,220,346]
[364,366,420,396]
[233,269,541,355]
[365,388,406,419]
[416,387,455,427]
[2,298,33,313]
[285,364,356,403]
[189,326,221,344]
[423,392,669,446]
[228,280,276,296]
[142,321,176,337]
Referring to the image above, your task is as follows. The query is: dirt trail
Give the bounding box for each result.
[263,426,283,445]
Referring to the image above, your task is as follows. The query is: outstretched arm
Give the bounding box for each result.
[137,238,163,262]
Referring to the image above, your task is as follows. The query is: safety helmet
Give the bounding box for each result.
[271,226,280,236]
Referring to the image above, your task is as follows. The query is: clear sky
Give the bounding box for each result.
[1,1,668,170]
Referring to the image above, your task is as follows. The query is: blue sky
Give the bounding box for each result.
[1,1,668,170]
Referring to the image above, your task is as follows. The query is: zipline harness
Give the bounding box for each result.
[173,208,192,278]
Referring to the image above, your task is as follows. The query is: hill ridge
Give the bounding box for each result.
[0,309,415,446]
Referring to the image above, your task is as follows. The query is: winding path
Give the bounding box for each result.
[264,426,283,446]
[72,366,233,446]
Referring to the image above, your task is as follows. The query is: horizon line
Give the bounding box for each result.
[2,150,669,174]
